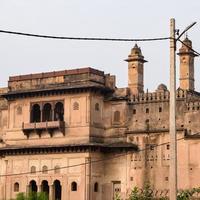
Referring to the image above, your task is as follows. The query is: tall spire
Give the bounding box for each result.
[178,37,198,91]
[125,44,147,94]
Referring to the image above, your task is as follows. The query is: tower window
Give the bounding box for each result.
[133,109,136,114]
[166,144,170,150]
[146,108,149,114]
[95,103,100,111]
[159,107,162,112]
[114,111,120,123]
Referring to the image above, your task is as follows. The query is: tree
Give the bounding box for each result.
[16,192,48,200]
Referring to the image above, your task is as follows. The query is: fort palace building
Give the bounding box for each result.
[0,37,200,200]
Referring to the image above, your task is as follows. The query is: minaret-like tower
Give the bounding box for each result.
[125,44,147,94]
[178,37,198,91]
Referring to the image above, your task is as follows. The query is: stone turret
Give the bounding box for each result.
[178,37,198,91]
[125,44,147,95]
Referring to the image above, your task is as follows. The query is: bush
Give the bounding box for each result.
[16,192,48,200]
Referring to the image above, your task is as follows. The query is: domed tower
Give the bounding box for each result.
[125,44,147,94]
[178,37,198,91]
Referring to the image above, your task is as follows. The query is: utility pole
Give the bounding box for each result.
[169,18,177,200]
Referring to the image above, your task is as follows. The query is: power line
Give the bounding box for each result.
[0,29,170,42]
[0,132,195,177]
[177,38,200,56]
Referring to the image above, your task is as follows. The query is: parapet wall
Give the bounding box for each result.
[128,89,187,104]
[8,67,108,92]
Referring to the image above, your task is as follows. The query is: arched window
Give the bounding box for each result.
[95,103,100,111]
[146,108,149,114]
[73,102,79,110]
[31,104,41,122]
[133,109,136,115]
[30,166,36,174]
[42,103,52,122]
[159,107,162,112]
[54,165,60,174]
[42,165,48,174]
[114,111,120,123]
[94,182,98,192]
[54,102,64,121]
[14,182,19,192]
[71,181,77,191]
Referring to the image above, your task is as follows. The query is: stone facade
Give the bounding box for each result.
[0,37,200,200]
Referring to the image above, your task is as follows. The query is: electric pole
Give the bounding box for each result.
[169,18,177,200]
[169,18,197,200]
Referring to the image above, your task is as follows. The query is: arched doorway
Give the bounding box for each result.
[29,180,37,193]
[41,180,49,198]
[54,180,61,200]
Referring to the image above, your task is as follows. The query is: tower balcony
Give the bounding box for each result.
[22,121,65,137]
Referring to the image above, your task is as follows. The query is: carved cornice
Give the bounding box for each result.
[0,142,138,156]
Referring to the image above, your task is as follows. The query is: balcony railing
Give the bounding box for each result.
[22,121,65,137]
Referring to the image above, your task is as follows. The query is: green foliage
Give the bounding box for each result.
[177,187,200,200]
[128,186,142,200]
[16,193,26,200]
[124,184,200,200]
[16,192,48,200]
[115,192,122,200]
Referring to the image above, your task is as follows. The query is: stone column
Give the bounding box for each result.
[38,185,41,193]
[49,185,54,200]
[26,185,30,195]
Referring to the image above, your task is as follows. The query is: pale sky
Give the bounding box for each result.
[0,0,200,92]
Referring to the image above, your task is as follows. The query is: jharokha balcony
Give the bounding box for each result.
[22,100,65,137]
[22,121,65,137]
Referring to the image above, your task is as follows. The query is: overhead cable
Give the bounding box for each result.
[0,29,170,42]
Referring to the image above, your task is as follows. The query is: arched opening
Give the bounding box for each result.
[29,180,37,193]
[42,103,52,122]
[42,165,48,174]
[95,103,100,111]
[54,165,60,174]
[114,111,120,123]
[14,182,19,192]
[54,180,62,200]
[31,104,41,122]
[145,119,150,131]
[71,181,77,191]
[54,102,64,121]
[30,166,36,174]
[41,180,49,198]
[94,182,98,192]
